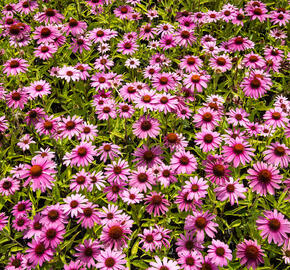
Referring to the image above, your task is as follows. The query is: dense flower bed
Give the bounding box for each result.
[0,0,289,269]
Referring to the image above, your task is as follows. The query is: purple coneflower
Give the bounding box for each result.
[207,239,232,267]
[263,142,289,168]
[145,191,170,216]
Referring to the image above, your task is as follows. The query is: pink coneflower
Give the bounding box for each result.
[63,141,97,167]
[118,103,135,118]
[34,44,58,60]
[95,248,127,270]
[95,55,114,71]
[7,252,24,269]
[41,203,66,226]
[246,5,268,22]
[35,116,59,137]
[203,41,221,55]
[176,232,204,255]
[91,72,111,90]
[75,63,91,80]
[175,190,199,212]
[117,39,138,55]
[70,169,90,192]
[27,80,51,99]
[193,108,221,130]
[195,130,221,152]
[171,150,197,174]
[133,89,157,111]
[0,116,8,133]
[227,108,249,127]
[264,46,283,62]
[163,132,188,151]
[3,58,29,76]
[270,9,290,26]
[105,159,130,184]
[96,143,121,162]
[175,28,196,47]
[74,239,100,268]
[228,36,254,52]
[133,145,164,168]
[89,28,117,43]
[77,202,100,228]
[6,88,28,109]
[125,58,140,69]
[20,157,56,192]
[185,210,218,241]
[263,142,289,168]
[3,4,17,16]
[184,72,210,93]
[33,25,59,44]
[98,204,123,225]
[132,116,160,139]
[156,23,174,36]
[256,209,290,246]
[114,5,133,19]
[236,239,265,269]
[100,220,132,249]
[121,187,144,204]
[71,36,91,53]
[159,34,176,50]
[263,108,288,128]
[58,66,81,82]
[59,115,83,139]
[96,101,117,120]
[184,176,208,201]
[179,55,203,73]
[157,164,177,187]
[145,191,170,216]
[209,54,232,72]
[177,250,203,269]
[241,72,272,99]
[64,18,87,36]
[206,10,220,23]
[26,239,53,267]
[207,240,232,267]
[247,162,282,196]
[129,166,155,192]
[215,177,247,205]
[222,138,255,167]
[139,23,156,40]
[242,53,265,69]
[104,181,126,202]
[23,214,43,239]
[25,108,46,126]
[13,215,30,231]
[87,171,105,192]
[152,72,177,92]
[139,227,162,252]
[245,122,262,136]
[148,256,179,270]
[17,134,35,151]
[0,177,20,196]
[62,194,88,218]
[40,223,65,248]
[0,212,8,231]
[12,200,32,217]
[63,260,85,270]
[282,240,290,264]
[155,93,179,114]
[35,8,64,24]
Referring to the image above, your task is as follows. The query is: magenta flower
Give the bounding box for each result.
[3,58,29,76]
[170,150,197,174]
[263,142,290,168]
[26,239,53,267]
[132,115,160,139]
[145,191,170,216]
[105,159,130,184]
[222,138,255,167]
[77,202,100,229]
[236,239,265,269]
[95,248,127,270]
[185,210,218,241]
[247,162,282,196]
[256,209,290,246]
[183,176,208,200]
[207,239,232,267]
[74,239,100,268]
[148,256,179,270]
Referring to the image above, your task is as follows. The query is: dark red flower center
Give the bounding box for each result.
[30,165,42,177]
[45,8,56,16]
[204,134,213,143]
[124,42,132,49]
[234,37,244,45]
[151,195,162,205]
[145,234,154,243]
[258,169,271,183]
[141,120,152,131]
[167,133,178,143]
[143,150,154,161]
[216,57,226,66]
[186,257,195,265]
[121,105,129,112]
[112,185,120,193]
[84,247,93,257]
[70,200,79,208]
[129,194,136,200]
[160,97,168,104]
[162,170,170,177]
[272,112,281,120]
[120,7,128,14]
[185,240,194,250]
[181,30,190,39]
[46,228,57,239]
[274,146,285,156]
[109,225,123,239]
[213,164,225,176]
[83,127,91,134]
[77,147,87,157]
[65,120,76,130]
[250,77,261,89]
[76,176,86,184]
[159,77,168,85]
[195,217,207,229]
[11,92,21,101]
[226,184,235,193]
[253,8,262,15]
[9,25,21,35]
[11,258,21,267]
[249,55,258,62]
[216,247,225,256]
[41,27,52,37]
[105,257,116,267]
[180,156,189,165]
[268,218,281,231]
[43,121,53,130]
[233,143,244,154]
[35,243,45,255]
[96,30,104,37]
[83,207,93,217]
[142,95,151,103]
[17,203,26,211]
[202,112,213,122]
[137,173,148,183]
[245,245,259,260]
[10,60,21,68]
[33,221,42,230]
[113,166,122,175]
[237,13,244,20]
[191,184,199,192]
[17,218,25,226]
[191,74,200,83]
[48,210,59,221]
[69,19,78,27]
